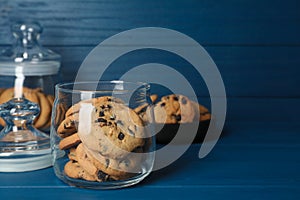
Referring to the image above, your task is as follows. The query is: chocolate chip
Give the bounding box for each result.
[107,176,116,181]
[107,104,112,109]
[97,118,107,123]
[97,171,109,180]
[64,121,75,129]
[127,126,135,137]
[124,159,130,167]
[105,159,110,168]
[110,114,116,120]
[118,132,125,140]
[132,146,143,153]
[173,96,179,101]
[100,144,108,153]
[116,120,124,126]
[181,97,187,104]
[69,111,79,116]
[160,102,166,107]
[121,159,130,167]
[173,114,181,121]
[201,112,209,115]
[99,111,105,117]
[138,106,147,114]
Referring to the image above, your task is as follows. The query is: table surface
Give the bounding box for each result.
[0,121,299,200]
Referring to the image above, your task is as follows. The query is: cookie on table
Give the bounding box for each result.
[136,94,211,124]
[190,100,211,122]
[153,94,195,124]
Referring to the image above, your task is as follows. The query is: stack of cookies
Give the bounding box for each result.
[135,94,211,143]
[0,87,54,130]
[56,96,150,182]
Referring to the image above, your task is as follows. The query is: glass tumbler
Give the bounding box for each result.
[51,81,155,189]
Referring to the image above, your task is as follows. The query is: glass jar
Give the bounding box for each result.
[0,21,61,172]
[51,81,155,189]
[0,21,60,131]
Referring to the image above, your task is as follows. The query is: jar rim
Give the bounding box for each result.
[55,80,150,94]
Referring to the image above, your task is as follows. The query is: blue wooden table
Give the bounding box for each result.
[0,0,300,199]
[0,121,299,199]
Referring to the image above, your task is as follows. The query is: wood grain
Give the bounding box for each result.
[0,0,299,45]
[0,0,299,121]
[49,46,300,97]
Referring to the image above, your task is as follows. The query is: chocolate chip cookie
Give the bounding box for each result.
[83,144,144,179]
[64,161,97,181]
[77,98,147,159]
[59,133,81,150]
[153,94,195,124]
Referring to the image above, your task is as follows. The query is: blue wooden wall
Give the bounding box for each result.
[0,0,299,123]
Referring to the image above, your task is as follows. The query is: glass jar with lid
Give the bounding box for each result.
[0,21,61,172]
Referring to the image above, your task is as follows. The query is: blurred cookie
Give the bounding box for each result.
[150,94,158,103]
[0,87,54,130]
[153,94,195,124]
[0,88,5,96]
[43,94,55,129]
[0,87,40,105]
[34,92,52,129]
[190,100,211,121]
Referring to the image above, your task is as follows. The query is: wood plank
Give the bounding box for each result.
[0,123,299,198]
[0,187,299,200]
[1,45,298,98]
[46,46,300,97]
[225,98,300,122]
[0,0,299,45]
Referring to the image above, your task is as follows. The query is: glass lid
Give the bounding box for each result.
[0,21,61,76]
